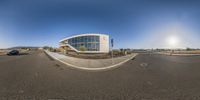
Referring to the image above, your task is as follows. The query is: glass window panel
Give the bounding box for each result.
[74,38,76,43]
[79,37,81,43]
[88,36,91,42]
[74,37,76,43]
[83,37,85,42]
[94,36,97,42]
[72,38,74,43]
[68,36,101,51]
[91,36,94,42]
[96,36,100,42]
[88,43,91,51]
[75,37,77,43]
[85,43,88,50]
[74,44,76,47]
[85,36,87,42]
[80,37,83,42]
[76,37,79,43]
[77,44,80,49]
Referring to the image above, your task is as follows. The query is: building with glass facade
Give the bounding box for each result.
[59,33,109,53]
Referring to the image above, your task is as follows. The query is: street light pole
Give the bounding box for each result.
[111,38,114,64]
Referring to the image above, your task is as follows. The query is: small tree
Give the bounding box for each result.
[186,47,192,51]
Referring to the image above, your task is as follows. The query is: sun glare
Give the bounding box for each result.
[167,36,179,48]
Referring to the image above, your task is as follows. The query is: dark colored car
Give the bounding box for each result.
[7,50,19,56]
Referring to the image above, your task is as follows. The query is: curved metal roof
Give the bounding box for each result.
[59,33,108,42]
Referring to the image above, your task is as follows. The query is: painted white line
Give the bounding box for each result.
[45,50,137,71]
[156,52,200,56]
[172,54,200,56]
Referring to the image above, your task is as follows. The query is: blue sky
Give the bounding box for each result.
[0,0,200,49]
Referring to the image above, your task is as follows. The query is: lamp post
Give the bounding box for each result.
[111,38,114,64]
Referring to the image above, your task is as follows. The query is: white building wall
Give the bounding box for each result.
[99,34,109,53]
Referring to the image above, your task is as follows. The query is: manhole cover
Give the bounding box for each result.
[140,63,148,67]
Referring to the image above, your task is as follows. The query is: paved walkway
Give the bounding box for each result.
[0,52,5,56]
[0,50,6,56]
[45,50,137,71]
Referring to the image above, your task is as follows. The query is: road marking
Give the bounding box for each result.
[140,63,148,67]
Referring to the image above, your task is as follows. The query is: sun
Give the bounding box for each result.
[167,36,179,48]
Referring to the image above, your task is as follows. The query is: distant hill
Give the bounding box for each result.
[8,46,40,50]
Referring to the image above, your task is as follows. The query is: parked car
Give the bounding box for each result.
[7,50,19,55]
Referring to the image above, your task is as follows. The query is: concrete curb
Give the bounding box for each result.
[157,52,200,56]
[44,50,137,71]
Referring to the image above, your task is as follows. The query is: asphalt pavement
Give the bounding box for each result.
[0,50,200,100]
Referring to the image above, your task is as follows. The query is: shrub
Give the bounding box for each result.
[79,46,87,51]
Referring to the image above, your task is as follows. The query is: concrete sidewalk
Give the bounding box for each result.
[0,50,6,56]
[0,52,5,56]
[45,50,137,71]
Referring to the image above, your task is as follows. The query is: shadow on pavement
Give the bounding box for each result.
[7,53,29,56]
[131,57,135,60]
[18,53,29,55]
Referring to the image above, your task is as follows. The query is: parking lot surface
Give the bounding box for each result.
[0,51,200,100]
